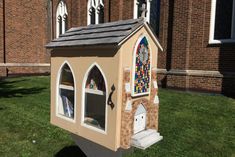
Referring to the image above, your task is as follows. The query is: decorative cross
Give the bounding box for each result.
[141,2,147,18]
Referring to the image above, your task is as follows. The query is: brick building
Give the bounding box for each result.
[0,0,234,96]
[157,0,235,97]
[0,0,51,75]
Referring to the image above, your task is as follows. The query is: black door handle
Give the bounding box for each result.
[107,84,115,110]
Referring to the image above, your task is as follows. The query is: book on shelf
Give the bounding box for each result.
[61,95,74,118]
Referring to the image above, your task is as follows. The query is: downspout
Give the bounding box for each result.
[70,0,72,28]
[51,0,54,39]
[108,0,111,22]
[2,0,8,76]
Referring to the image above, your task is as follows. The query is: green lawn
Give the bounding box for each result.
[0,76,234,157]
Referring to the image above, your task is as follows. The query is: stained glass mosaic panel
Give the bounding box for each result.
[134,36,150,95]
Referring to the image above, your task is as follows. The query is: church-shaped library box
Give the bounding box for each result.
[46,18,163,152]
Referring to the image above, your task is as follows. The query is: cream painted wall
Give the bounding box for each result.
[116,26,159,149]
[119,26,159,102]
[51,48,121,151]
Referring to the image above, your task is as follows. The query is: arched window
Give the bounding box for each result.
[87,0,104,25]
[89,6,96,24]
[57,63,75,120]
[132,36,151,97]
[98,4,104,23]
[58,15,63,35]
[56,1,68,38]
[63,14,68,31]
[83,64,107,131]
[134,0,151,23]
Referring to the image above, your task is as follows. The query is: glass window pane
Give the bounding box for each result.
[60,64,74,86]
[138,0,147,18]
[59,89,74,118]
[64,14,68,31]
[85,66,105,91]
[99,5,104,24]
[134,37,150,96]
[58,16,62,36]
[150,0,161,36]
[85,93,106,130]
[90,7,96,24]
[84,66,106,130]
[58,64,75,119]
[214,0,233,39]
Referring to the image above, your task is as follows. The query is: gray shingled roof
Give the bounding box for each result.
[46,18,145,48]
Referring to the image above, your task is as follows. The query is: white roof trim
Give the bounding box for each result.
[118,24,143,46]
[144,23,163,51]
[118,21,163,52]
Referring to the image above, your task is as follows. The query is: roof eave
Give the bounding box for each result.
[117,23,144,47]
[144,22,163,51]
[117,21,163,52]
[45,43,120,50]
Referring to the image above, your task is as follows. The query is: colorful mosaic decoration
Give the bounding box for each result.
[134,36,150,95]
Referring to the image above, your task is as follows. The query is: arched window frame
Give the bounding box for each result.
[131,35,152,97]
[87,0,104,25]
[133,0,151,23]
[56,61,76,122]
[56,0,68,38]
[81,62,108,134]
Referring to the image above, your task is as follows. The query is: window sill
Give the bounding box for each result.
[81,122,107,135]
[209,39,235,45]
[85,88,105,95]
[59,84,74,90]
[56,113,76,123]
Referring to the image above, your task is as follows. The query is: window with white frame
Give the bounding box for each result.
[132,36,151,97]
[134,0,151,23]
[56,1,68,38]
[210,0,235,43]
[134,0,161,35]
[87,0,104,25]
[82,64,107,131]
[57,63,75,120]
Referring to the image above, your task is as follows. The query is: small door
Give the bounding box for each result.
[133,104,146,134]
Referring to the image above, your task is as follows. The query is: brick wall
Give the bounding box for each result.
[158,0,235,96]
[121,0,134,20]
[188,76,222,93]
[2,0,51,75]
[2,0,234,95]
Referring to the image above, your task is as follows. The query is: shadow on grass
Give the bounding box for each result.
[55,145,87,157]
[0,79,46,98]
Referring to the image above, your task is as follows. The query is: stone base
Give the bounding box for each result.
[71,134,133,157]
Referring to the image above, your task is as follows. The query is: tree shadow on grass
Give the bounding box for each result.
[0,79,46,98]
[55,145,87,157]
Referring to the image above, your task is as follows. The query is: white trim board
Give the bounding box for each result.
[118,22,163,51]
